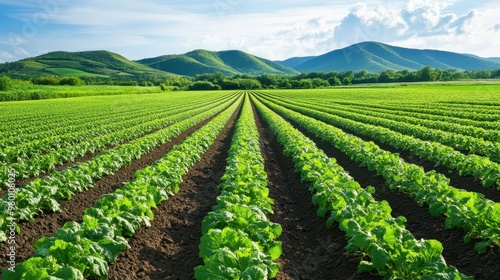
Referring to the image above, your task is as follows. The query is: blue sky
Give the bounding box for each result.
[0,0,499,62]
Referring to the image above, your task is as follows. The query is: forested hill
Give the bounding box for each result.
[277,41,500,73]
[136,49,299,76]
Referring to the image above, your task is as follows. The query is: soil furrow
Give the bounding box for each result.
[283,115,500,279]
[323,119,499,202]
[0,107,230,272]
[3,95,237,193]
[106,101,241,280]
[252,101,381,280]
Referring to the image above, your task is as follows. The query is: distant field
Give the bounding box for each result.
[1,86,499,279]
[283,84,500,103]
[0,84,163,101]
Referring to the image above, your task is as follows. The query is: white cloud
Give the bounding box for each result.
[245,16,339,60]
[0,0,498,62]
[331,1,484,47]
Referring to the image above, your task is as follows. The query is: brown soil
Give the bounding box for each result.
[5,95,236,192]
[252,103,381,280]
[3,94,498,280]
[0,108,227,273]
[106,102,241,280]
[336,125,500,202]
[288,117,500,280]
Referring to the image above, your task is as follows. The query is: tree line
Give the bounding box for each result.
[1,66,500,92]
[177,67,500,90]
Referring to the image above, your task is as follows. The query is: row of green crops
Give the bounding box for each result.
[278,94,500,143]
[0,93,237,186]
[251,94,470,279]
[0,93,235,162]
[255,92,500,189]
[2,86,498,279]
[285,93,500,131]
[291,90,500,122]
[258,92,500,163]
[254,93,500,253]
[0,91,216,134]
[0,94,218,142]
[2,95,242,280]
[195,95,282,279]
[0,95,240,241]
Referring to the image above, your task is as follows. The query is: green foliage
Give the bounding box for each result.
[196,96,281,278]
[255,91,500,254]
[59,76,84,86]
[3,95,242,278]
[32,76,84,86]
[0,75,13,91]
[0,94,238,235]
[253,95,471,279]
[189,81,221,90]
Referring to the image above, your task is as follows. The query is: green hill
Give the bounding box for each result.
[137,49,299,76]
[275,56,315,69]
[0,50,168,79]
[486,57,500,64]
[2,43,497,79]
[282,42,500,73]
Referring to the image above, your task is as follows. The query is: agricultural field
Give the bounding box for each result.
[1,85,499,279]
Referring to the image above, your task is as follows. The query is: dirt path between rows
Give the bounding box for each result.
[106,102,241,280]
[0,102,235,273]
[1,95,237,194]
[287,116,500,279]
[323,119,499,202]
[252,102,381,280]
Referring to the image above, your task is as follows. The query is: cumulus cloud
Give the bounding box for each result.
[332,1,482,46]
[251,16,337,58]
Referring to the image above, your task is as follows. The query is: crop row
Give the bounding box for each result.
[335,100,499,122]
[196,94,282,279]
[0,93,232,151]
[322,101,500,131]
[2,95,242,279]
[257,92,500,189]
[0,95,239,242]
[251,94,469,279]
[0,92,216,133]
[254,93,500,253]
[392,103,500,120]
[0,94,235,164]
[261,92,500,162]
[0,99,152,135]
[0,93,237,187]
[0,92,228,144]
[284,95,500,143]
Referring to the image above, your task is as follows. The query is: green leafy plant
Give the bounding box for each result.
[252,94,470,279]
[196,95,281,279]
[2,96,242,279]
[255,92,500,252]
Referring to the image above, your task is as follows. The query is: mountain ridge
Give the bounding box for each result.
[0,50,169,79]
[278,41,500,73]
[0,42,498,79]
[136,49,299,76]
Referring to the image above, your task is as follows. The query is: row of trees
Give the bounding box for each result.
[186,67,500,90]
[2,66,500,92]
